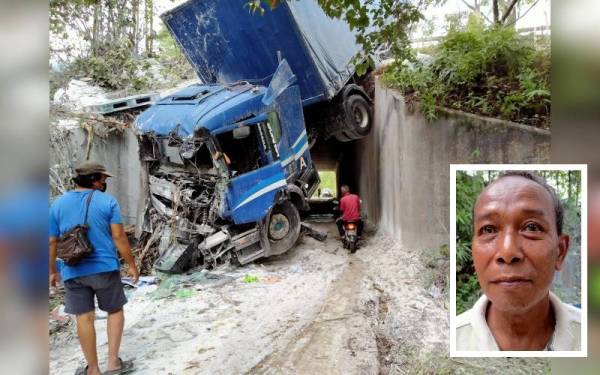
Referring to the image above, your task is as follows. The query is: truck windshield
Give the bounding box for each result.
[216,125,265,175]
[160,137,214,170]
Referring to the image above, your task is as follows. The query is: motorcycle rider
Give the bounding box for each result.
[336,185,363,239]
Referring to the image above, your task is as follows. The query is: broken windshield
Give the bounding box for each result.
[262,59,297,106]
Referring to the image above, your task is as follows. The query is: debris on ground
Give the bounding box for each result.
[242,274,259,283]
[121,275,158,288]
[150,270,235,300]
[261,275,282,284]
[49,223,549,374]
[174,289,195,299]
[300,222,328,241]
[53,79,109,112]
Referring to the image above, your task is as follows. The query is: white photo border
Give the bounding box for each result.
[449,164,588,358]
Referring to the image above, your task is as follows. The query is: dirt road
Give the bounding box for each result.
[49,223,449,374]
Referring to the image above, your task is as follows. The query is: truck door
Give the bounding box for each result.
[213,119,285,224]
[224,60,304,224]
[262,60,311,177]
[226,160,287,224]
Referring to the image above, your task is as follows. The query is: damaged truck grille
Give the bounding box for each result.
[146,167,226,273]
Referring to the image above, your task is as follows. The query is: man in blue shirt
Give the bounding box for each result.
[49,161,138,375]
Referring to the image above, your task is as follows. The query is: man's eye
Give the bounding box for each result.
[480,225,496,234]
[523,222,542,232]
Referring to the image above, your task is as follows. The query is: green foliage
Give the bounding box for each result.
[455,171,484,271]
[317,171,337,197]
[456,274,481,315]
[50,0,167,94]
[420,244,450,295]
[50,0,96,36]
[455,171,485,313]
[383,18,550,128]
[242,274,259,283]
[66,39,150,91]
[156,26,196,83]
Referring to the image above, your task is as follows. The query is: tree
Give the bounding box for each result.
[144,0,154,56]
[131,0,140,53]
[459,0,536,26]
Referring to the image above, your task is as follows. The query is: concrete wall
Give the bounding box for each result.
[356,80,551,250]
[49,122,142,225]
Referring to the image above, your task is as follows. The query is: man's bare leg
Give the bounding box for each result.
[75,311,101,375]
[106,309,124,371]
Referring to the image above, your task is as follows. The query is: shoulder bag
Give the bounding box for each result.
[56,190,95,266]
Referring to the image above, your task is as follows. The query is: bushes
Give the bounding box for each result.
[66,39,150,91]
[455,171,484,314]
[52,30,195,97]
[155,27,196,83]
[383,18,550,128]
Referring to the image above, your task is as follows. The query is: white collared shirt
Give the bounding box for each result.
[456,291,581,351]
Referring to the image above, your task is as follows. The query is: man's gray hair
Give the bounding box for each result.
[488,171,564,234]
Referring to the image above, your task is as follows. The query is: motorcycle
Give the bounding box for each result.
[342,221,359,253]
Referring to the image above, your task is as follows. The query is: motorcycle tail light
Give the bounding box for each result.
[347,223,356,230]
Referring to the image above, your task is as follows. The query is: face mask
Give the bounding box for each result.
[98,182,107,192]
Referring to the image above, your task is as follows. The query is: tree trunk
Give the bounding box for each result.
[106,0,113,45]
[500,0,520,26]
[568,171,573,202]
[132,0,140,54]
[145,0,154,57]
[493,0,500,24]
[91,1,102,56]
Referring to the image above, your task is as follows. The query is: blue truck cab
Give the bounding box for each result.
[135,61,320,272]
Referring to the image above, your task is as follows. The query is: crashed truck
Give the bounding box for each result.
[133,0,373,273]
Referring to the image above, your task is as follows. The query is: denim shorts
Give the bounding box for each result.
[63,271,127,315]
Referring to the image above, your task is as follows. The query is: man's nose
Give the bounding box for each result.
[495,229,523,264]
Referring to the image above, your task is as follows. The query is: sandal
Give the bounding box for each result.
[74,365,88,375]
[103,358,134,374]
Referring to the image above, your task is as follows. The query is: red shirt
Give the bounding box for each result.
[339,192,361,221]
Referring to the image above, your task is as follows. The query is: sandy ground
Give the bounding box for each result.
[49,222,449,374]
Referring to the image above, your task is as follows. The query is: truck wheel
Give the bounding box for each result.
[333,130,353,142]
[267,200,301,255]
[344,94,372,138]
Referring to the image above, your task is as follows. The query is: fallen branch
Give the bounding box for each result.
[53,108,130,130]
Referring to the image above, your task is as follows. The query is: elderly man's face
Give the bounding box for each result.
[472,176,569,313]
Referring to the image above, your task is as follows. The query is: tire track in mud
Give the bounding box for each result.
[249,257,378,375]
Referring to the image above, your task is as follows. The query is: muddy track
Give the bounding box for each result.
[250,257,378,375]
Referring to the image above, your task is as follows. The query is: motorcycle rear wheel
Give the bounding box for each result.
[349,241,357,253]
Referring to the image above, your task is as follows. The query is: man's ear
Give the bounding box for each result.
[555,234,570,271]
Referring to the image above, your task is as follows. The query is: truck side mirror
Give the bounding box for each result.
[233,126,251,139]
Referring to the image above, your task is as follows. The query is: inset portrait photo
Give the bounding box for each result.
[450,165,587,357]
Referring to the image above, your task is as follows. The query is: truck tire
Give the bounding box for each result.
[344,94,372,139]
[267,200,301,255]
[333,130,353,142]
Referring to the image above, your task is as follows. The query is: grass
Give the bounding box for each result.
[382,17,550,128]
[316,170,337,198]
[419,244,449,296]
[396,345,550,374]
